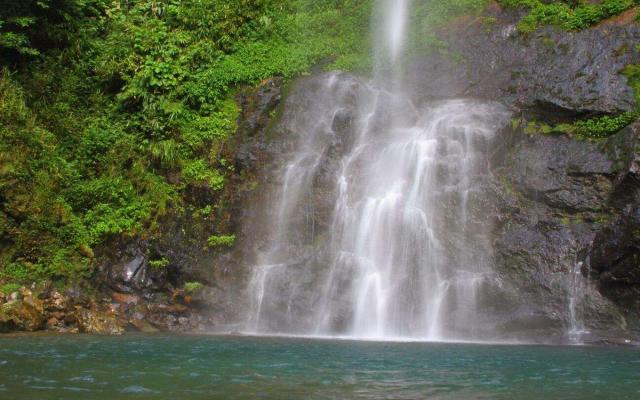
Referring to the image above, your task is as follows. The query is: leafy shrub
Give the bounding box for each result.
[498,0,637,32]
[1,283,22,295]
[207,235,236,248]
[183,282,204,293]
[149,257,170,269]
[554,112,639,140]
[522,110,638,140]
[0,0,375,284]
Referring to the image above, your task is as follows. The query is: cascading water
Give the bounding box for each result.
[374,0,409,78]
[566,255,591,345]
[311,97,509,340]
[244,0,512,340]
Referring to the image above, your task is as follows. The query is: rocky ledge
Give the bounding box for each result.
[0,282,221,335]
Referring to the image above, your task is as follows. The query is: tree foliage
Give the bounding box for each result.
[0,0,371,284]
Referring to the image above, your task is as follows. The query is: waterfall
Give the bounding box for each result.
[566,258,591,345]
[243,0,512,341]
[374,0,410,82]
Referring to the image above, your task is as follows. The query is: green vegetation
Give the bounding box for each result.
[412,0,489,30]
[623,64,640,105]
[498,0,638,33]
[207,234,236,249]
[556,112,638,140]
[409,0,489,55]
[1,283,21,296]
[149,257,170,269]
[556,62,640,140]
[183,281,204,293]
[0,0,372,285]
[524,121,553,135]
[520,111,638,140]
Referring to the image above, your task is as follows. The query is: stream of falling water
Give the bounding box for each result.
[567,258,590,344]
[243,0,512,341]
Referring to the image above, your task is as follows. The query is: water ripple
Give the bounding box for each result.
[0,334,638,400]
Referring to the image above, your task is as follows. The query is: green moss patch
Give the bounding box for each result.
[498,0,638,33]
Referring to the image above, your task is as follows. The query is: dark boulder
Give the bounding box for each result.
[591,205,640,285]
[96,238,168,294]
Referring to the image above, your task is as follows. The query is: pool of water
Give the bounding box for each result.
[1,334,639,399]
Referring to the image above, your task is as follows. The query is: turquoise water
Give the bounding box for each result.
[1,334,639,399]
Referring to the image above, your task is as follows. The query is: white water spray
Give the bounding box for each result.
[375,0,410,68]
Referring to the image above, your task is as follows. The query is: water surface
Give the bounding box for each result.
[1,334,639,399]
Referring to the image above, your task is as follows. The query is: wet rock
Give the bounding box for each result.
[586,337,640,347]
[603,121,640,207]
[507,134,615,212]
[46,317,61,330]
[166,303,189,314]
[111,292,140,306]
[492,211,629,339]
[0,297,45,332]
[48,290,69,310]
[570,121,640,329]
[490,119,637,339]
[408,9,640,114]
[589,205,640,319]
[75,307,124,335]
[235,77,283,172]
[590,205,640,283]
[97,239,167,294]
[130,319,160,333]
[63,285,91,307]
[91,194,239,329]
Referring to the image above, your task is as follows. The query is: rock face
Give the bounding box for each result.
[99,239,167,294]
[590,205,640,318]
[469,127,635,343]
[0,291,44,332]
[491,127,635,341]
[75,308,124,335]
[586,122,640,329]
[408,7,640,115]
[505,135,615,212]
[416,9,640,341]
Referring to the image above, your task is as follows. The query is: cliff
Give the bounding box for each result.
[2,3,640,343]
